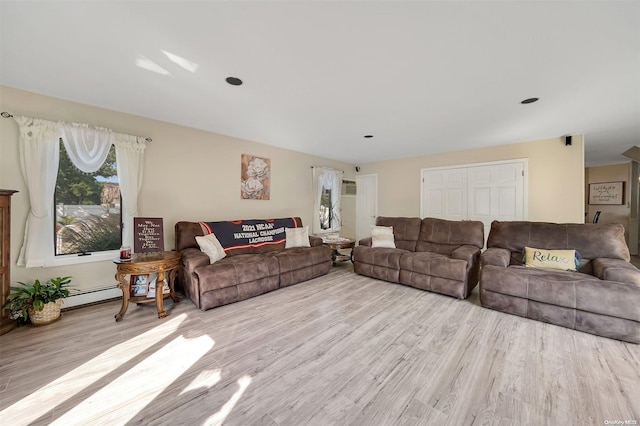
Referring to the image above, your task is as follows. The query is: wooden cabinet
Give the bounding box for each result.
[0,189,18,335]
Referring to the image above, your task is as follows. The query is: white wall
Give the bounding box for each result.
[358,136,585,223]
[0,85,355,295]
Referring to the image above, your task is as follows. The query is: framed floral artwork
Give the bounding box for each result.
[241,154,270,200]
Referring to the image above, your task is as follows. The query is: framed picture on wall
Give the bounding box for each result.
[589,181,624,205]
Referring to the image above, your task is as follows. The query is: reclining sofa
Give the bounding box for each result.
[353,217,484,299]
[175,218,332,311]
[480,221,640,343]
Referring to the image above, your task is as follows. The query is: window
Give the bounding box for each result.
[319,187,333,230]
[312,167,343,234]
[54,142,122,255]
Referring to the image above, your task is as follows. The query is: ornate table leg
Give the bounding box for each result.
[168,268,180,303]
[156,270,167,319]
[114,271,130,322]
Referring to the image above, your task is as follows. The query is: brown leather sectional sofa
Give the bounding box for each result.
[175,218,332,311]
[480,221,640,343]
[353,217,484,299]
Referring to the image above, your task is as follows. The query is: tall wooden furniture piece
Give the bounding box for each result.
[0,189,18,335]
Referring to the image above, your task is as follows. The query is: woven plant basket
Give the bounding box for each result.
[28,299,62,326]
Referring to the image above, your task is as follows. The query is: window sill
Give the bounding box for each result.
[46,250,120,267]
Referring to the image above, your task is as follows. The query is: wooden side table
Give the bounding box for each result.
[323,239,356,264]
[113,251,181,321]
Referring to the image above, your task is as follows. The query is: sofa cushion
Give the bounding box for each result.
[175,221,205,251]
[273,246,332,274]
[486,221,630,262]
[194,254,280,291]
[399,252,467,282]
[275,246,332,287]
[480,265,640,323]
[479,288,640,344]
[375,217,422,251]
[353,246,406,270]
[371,225,396,248]
[415,218,484,254]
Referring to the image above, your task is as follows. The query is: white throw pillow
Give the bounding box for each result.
[195,233,227,264]
[371,225,396,248]
[285,226,311,248]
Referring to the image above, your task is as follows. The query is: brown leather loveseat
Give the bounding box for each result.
[353,217,484,299]
[480,221,640,343]
[175,218,332,311]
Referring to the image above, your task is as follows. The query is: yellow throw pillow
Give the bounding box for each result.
[523,247,578,271]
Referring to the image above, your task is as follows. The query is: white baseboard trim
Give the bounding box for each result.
[62,286,121,310]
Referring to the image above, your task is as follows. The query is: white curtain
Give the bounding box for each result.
[115,134,146,247]
[312,167,343,234]
[61,123,113,172]
[14,116,146,267]
[15,117,62,267]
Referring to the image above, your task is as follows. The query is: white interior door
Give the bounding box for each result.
[356,174,377,242]
[467,162,525,239]
[421,168,467,220]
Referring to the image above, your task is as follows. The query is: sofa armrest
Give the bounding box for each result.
[452,245,480,265]
[593,258,640,286]
[481,248,511,268]
[181,247,209,264]
[309,235,323,247]
[177,248,210,308]
[359,237,372,247]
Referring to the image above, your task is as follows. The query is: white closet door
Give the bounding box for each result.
[468,162,525,239]
[421,161,526,243]
[421,168,467,220]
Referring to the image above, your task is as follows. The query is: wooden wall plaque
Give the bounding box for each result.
[133,217,164,253]
[588,182,624,205]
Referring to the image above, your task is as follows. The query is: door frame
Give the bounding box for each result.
[420,158,529,219]
[356,174,378,242]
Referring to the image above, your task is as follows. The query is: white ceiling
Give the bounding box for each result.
[1,1,638,166]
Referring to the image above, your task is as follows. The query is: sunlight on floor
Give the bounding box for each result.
[50,334,214,425]
[180,369,222,395]
[0,314,187,425]
[204,375,252,426]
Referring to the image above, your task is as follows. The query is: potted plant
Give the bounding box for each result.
[2,276,73,326]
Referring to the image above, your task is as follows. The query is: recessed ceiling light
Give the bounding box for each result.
[521,97,539,104]
[364,135,374,138]
[226,77,243,86]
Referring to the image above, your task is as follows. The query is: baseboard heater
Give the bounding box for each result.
[62,285,121,310]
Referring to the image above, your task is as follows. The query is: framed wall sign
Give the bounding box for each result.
[133,217,164,253]
[588,181,624,205]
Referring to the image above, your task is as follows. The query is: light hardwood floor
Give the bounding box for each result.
[1,264,639,426]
